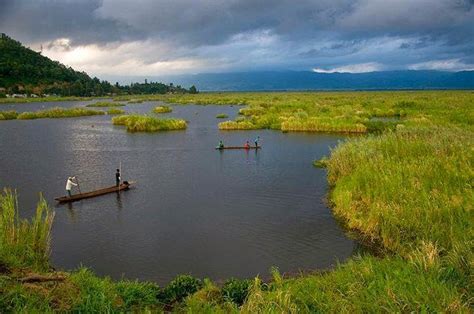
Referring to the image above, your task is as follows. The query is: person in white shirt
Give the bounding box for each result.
[66,177,77,197]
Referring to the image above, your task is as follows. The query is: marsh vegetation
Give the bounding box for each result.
[86,101,125,107]
[112,114,186,132]
[0,90,472,312]
[152,105,172,113]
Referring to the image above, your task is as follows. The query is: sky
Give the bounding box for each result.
[1,0,474,79]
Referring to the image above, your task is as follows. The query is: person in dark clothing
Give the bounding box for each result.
[115,169,121,187]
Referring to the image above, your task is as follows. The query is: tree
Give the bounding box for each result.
[189,85,198,94]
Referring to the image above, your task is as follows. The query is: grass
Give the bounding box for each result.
[0,91,473,312]
[0,96,95,104]
[216,113,229,118]
[16,107,105,120]
[0,110,19,120]
[112,114,186,132]
[0,189,54,271]
[86,101,125,107]
[152,91,473,133]
[106,108,125,115]
[152,105,172,113]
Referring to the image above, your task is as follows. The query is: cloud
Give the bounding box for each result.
[313,62,383,73]
[1,0,473,76]
[408,59,474,71]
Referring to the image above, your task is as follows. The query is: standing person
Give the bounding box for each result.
[115,169,121,187]
[244,140,250,149]
[254,136,260,148]
[65,177,77,197]
[218,140,225,149]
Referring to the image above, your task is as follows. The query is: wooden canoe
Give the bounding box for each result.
[55,182,132,203]
[215,146,261,150]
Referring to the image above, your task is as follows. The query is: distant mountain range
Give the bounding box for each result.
[133,70,474,91]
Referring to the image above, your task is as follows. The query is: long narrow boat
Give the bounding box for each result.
[55,182,132,203]
[215,146,261,150]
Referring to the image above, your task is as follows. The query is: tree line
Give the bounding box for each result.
[0,33,198,97]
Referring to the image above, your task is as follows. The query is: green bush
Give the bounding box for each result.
[161,275,202,304]
[222,278,252,306]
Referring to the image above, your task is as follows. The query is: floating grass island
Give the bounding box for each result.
[112,114,186,132]
[216,113,229,118]
[86,101,125,107]
[106,108,125,115]
[0,107,105,120]
[152,105,172,113]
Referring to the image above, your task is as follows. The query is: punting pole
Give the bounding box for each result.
[75,176,82,194]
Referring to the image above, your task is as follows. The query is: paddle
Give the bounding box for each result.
[75,176,82,194]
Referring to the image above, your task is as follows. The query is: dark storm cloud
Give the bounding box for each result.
[1,0,473,73]
[0,0,142,45]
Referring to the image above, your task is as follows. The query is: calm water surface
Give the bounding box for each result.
[0,100,355,284]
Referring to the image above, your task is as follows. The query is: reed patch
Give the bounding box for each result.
[112,114,186,132]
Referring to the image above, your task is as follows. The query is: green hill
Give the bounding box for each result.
[0,33,197,97]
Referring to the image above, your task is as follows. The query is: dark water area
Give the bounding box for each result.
[0,100,355,285]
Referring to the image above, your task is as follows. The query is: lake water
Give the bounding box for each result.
[0,100,355,285]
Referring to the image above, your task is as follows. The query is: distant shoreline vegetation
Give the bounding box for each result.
[86,101,125,107]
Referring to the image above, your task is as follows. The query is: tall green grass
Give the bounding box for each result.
[16,107,105,120]
[0,189,54,271]
[112,114,186,132]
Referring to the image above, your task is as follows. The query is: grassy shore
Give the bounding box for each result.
[152,105,172,113]
[112,114,186,132]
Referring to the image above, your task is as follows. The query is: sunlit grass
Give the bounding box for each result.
[152,105,172,113]
[106,108,125,115]
[16,107,105,119]
[0,110,19,120]
[154,91,473,133]
[112,114,186,132]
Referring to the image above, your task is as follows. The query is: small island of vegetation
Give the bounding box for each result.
[152,105,172,113]
[112,114,187,132]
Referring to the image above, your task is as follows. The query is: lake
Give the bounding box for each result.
[0,100,355,285]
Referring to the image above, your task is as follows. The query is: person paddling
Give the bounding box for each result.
[218,140,225,149]
[254,136,260,148]
[116,169,121,187]
[65,176,78,197]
